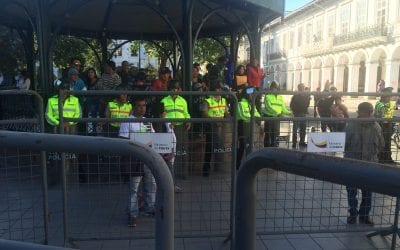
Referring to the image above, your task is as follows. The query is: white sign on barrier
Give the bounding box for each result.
[307,132,346,153]
[132,133,174,154]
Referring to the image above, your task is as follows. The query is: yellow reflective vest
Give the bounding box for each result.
[161,95,190,125]
[45,95,81,126]
[108,100,133,127]
[264,93,291,117]
[237,98,260,122]
[205,97,227,118]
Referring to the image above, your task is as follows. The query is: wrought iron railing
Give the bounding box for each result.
[333,24,388,46]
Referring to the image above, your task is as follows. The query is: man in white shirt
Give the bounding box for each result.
[119,97,156,227]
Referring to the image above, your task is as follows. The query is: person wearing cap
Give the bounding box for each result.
[150,67,171,91]
[237,86,260,169]
[67,67,87,91]
[45,83,82,134]
[345,102,384,225]
[104,85,133,137]
[374,87,396,164]
[202,81,229,176]
[263,81,291,147]
[161,80,191,179]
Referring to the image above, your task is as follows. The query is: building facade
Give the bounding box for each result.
[260,0,400,92]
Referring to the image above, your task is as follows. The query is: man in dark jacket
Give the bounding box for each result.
[290,83,310,148]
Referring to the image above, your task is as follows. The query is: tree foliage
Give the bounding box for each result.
[0,26,26,76]
[52,36,102,72]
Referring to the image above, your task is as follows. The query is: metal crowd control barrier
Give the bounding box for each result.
[0,90,48,244]
[0,239,74,250]
[235,148,400,250]
[0,131,174,250]
[60,90,239,242]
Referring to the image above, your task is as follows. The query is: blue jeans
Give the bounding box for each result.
[128,165,156,217]
[346,186,372,218]
[292,114,306,144]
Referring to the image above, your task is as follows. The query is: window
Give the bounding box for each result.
[356,0,368,29]
[305,22,312,44]
[315,15,323,41]
[289,31,294,49]
[263,41,268,63]
[283,33,287,52]
[246,47,250,61]
[376,0,387,25]
[270,38,275,53]
[340,4,351,34]
[327,12,336,36]
[297,26,303,47]
[114,48,122,57]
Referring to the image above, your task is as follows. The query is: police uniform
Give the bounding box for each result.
[106,99,132,137]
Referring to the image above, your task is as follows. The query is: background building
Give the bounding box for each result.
[259,0,400,92]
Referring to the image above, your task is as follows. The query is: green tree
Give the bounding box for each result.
[0,26,26,77]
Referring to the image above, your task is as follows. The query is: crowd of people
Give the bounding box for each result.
[41,56,399,227]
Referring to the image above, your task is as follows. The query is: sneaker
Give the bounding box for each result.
[347,216,357,224]
[128,216,137,227]
[359,216,374,225]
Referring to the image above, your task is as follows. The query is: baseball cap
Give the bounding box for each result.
[68,68,79,77]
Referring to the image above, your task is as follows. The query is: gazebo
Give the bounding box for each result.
[0,0,284,93]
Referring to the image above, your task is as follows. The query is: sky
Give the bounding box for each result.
[285,0,313,12]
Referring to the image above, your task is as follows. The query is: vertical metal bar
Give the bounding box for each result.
[182,0,193,91]
[36,0,51,95]
[391,198,400,250]
[230,94,238,250]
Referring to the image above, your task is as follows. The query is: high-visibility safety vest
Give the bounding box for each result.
[108,100,132,127]
[161,95,190,125]
[264,93,291,117]
[205,97,227,118]
[375,100,395,119]
[45,95,81,126]
[237,98,260,122]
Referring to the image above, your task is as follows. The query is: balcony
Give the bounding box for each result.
[268,51,286,60]
[333,25,388,47]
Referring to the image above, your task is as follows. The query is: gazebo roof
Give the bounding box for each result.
[0,0,284,40]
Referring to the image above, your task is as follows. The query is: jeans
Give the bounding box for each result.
[292,114,306,144]
[128,165,156,217]
[346,186,372,218]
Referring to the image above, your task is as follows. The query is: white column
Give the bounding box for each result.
[366,62,379,92]
[348,63,359,92]
[385,60,400,89]
[336,65,344,91]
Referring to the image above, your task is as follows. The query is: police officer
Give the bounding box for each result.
[374,87,396,164]
[161,80,191,179]
[263,81,291,147]
[237,86,260,169]
[45,83,81,134]
[202,81,229,177]
[104,86,132,137]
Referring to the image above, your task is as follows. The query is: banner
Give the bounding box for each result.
[307,132,345,153]
[132,133,175,154]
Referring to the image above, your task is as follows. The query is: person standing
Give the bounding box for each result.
[290,83,310,148]
[237,86,260,169]
[202,81,229,176]
[345,102,384,225]
[374,87,396,164]
[161,80,191,179]
[45,83,81,135]
[330,96,349,132]
[119,97,156,227]
[263,81,291,147]
[104,87,132,137]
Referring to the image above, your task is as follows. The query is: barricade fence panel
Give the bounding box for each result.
[0,90,46,244]
[3,89,400,246]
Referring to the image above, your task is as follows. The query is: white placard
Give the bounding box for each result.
[132,133,174,154]
[307,132,346,153]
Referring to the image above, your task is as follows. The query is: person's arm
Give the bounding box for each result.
[45,99,59,126]
[264,95,279,116]
[119,122,130,139]
[184,99,191,130]
[202,101,210,118]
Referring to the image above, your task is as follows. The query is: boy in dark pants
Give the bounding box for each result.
[345,102,384,225]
